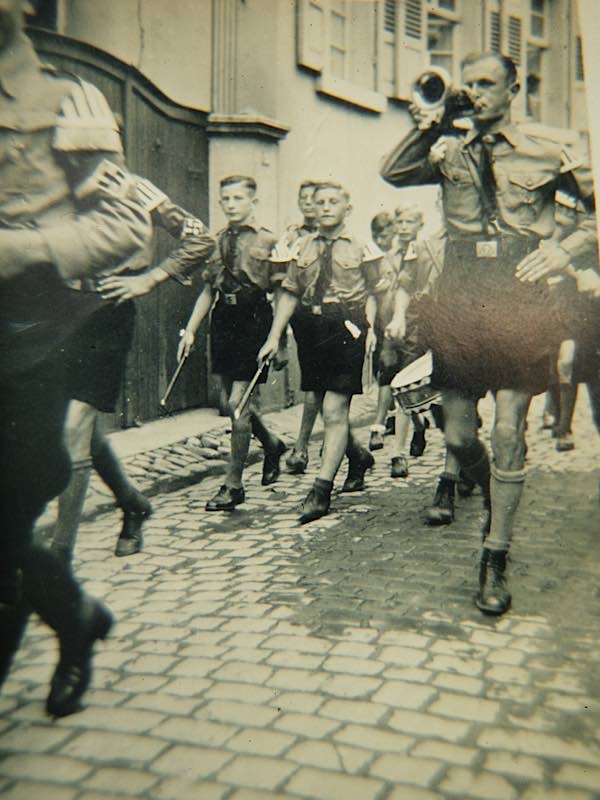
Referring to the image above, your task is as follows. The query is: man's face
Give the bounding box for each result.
[298,187,317,223]
[314,188,349,230]
[395,211,423,243]
[462,56,515,125]
[0,0,27,52]
[219,182,256,225]
[373,226,395,253]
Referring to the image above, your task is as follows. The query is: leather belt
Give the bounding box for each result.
[449,236,540,260]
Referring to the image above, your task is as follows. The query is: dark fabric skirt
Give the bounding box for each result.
[422,238,558,397]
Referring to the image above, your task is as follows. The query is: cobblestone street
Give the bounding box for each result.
[2,393,600,800]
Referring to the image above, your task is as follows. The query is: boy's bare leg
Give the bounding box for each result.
[206,378,249,511]
[287,390,322,473]
[390,407,411,478]
[300,390,351,522]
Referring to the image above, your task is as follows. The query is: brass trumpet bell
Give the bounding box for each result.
[411,66,475,118]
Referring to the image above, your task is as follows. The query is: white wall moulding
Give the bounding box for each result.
[207,113,291,141]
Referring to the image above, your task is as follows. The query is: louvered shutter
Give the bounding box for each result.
[395,0,428,98]
[502,0,526,120]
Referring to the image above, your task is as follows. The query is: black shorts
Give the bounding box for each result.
[294,308,367,395]
[65,300,136,413]
[422,238,557,397]
[211,295,272,383]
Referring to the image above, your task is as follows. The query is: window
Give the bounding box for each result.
[530,0,545,39]
[507,15,523,64]
[427,13,455,76]
[489,11,501,52]
[297,0,383,111]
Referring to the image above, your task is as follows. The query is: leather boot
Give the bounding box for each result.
[299,483,331,524]
[206,484,245,512]
[46,596,113,717]
[456,470,476,498]
[476,548,511,616]
[262,438,287,486]
[426,475,455,525]
[341,447,374,493]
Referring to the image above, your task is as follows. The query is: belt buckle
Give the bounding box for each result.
[475,240,498,258]
[311,305,322,316]
[224,293,237,306]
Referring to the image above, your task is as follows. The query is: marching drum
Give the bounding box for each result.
[391,351,441,413]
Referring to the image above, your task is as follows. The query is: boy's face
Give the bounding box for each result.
[298,187,317,223]
[395,211,423,243]
[314,187,350,230]
[373,226,395,253]
[219,182,256,225]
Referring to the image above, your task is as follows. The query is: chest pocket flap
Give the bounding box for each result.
[439,160,473,185]
[508,171,554,191]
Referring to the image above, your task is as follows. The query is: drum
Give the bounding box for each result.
[391,351,441,412]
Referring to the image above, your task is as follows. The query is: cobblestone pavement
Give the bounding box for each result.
[2,393,600,800]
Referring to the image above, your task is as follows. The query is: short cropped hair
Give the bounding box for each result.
[461,51,518,86]
[299,180,320,194]
[371,212,394,236]
[219,175,257,194]
[313,181,350,203]
[394,203,423,221]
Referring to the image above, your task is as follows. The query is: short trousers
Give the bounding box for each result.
[65,300,136,413]
[294,307,367,395]
[211,294,272,383]
[422,238,557,398]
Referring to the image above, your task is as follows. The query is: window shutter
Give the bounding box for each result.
[395,0,428,99]
[502,1,526,120]
[489,10,501,52]
[297,0,327,72]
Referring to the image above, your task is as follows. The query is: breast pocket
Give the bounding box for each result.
[333,254,363,293]
[501,171,554,224]
[439,161,480,224]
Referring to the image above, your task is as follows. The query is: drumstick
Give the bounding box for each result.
[233,360,270,421]
[160,351,189,408]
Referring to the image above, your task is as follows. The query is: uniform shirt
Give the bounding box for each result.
[281,226,390,309]
[380,122,596,260]
[202,219,279,293]
[376,232,445,331]
[277,220,319,248]
[0,33,152,373]
[134,178,215,286]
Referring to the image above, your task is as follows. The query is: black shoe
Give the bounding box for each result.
[206,484,245,512]
[114,508,151,557]
[46,598,113,718]
[426,476,455,525]
[456,470,476,498]
[390,455,409,478]
[286,449,308,474]
[262,439,287,486]
[368,429,385,451]
[384,415,396,436]
[476,548,511,616]
[299,488,330,524]
[556,432,575,452]
[341,449,374,493]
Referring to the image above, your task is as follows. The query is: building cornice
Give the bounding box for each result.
[207,113,290,141]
